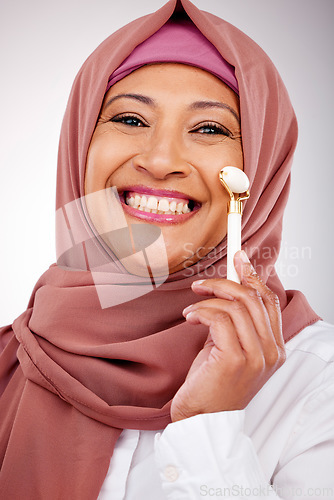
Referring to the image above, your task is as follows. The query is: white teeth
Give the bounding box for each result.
[157,198,170,212]
[139,195,147,208]
[125,192,192,215]
[169,201,177,212]
[147,196,158,210]
[176,202,183,213]
[134,195,141,207]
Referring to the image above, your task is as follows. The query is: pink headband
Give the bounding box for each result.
[106,20,239,94]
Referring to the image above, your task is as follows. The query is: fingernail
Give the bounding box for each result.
[239,250,250,263]
[182,304,194,317]
[191,280,206,288]
[192,280,206,287]
[184,311,197,321]
[239,251,255,278]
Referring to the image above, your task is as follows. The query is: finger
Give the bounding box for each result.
[192,254,282,346]
[185,301,264,360]
[183,297,233,317]
[191,276,276,346]
[191,272,284,370]
[184,297,263,353]
[234,251,284,349]
[190,282,235,300]
[185,306,245,358]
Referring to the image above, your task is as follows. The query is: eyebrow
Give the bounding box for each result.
[105,93,240,124]
[189,100,240,124]
[105,93,155,108]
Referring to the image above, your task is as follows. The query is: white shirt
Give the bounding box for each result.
[98,321,334,500]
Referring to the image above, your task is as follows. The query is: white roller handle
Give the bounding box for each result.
[227,212,241,283]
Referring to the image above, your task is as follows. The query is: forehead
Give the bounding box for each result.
[103,63,239,110]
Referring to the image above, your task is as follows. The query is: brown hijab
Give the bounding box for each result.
[0,0,319,497]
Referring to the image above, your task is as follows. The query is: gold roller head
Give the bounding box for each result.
[219,167,250,215]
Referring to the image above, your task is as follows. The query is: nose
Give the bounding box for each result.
[132,128,191,180]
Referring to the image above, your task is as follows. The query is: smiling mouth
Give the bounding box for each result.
[118,187,201,222]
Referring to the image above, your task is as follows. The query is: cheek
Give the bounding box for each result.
[201,146,243,169]
[85,134,131,194]
[188,140,243,181]
[207,196,228,246]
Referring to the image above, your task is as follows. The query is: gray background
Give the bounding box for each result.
[0,0,333,325]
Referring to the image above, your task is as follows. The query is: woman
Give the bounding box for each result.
[1,0,333,498]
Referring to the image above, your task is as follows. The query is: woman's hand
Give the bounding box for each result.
[171,250,286,422]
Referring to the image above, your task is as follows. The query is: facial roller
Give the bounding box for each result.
[219,166,250,283]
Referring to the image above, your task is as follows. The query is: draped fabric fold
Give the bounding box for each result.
[0,0,319,497]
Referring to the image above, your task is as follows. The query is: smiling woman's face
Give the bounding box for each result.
[85,63,243,274]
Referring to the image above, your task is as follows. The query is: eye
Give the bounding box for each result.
[111,114,148,127]
[191,122,232,137]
